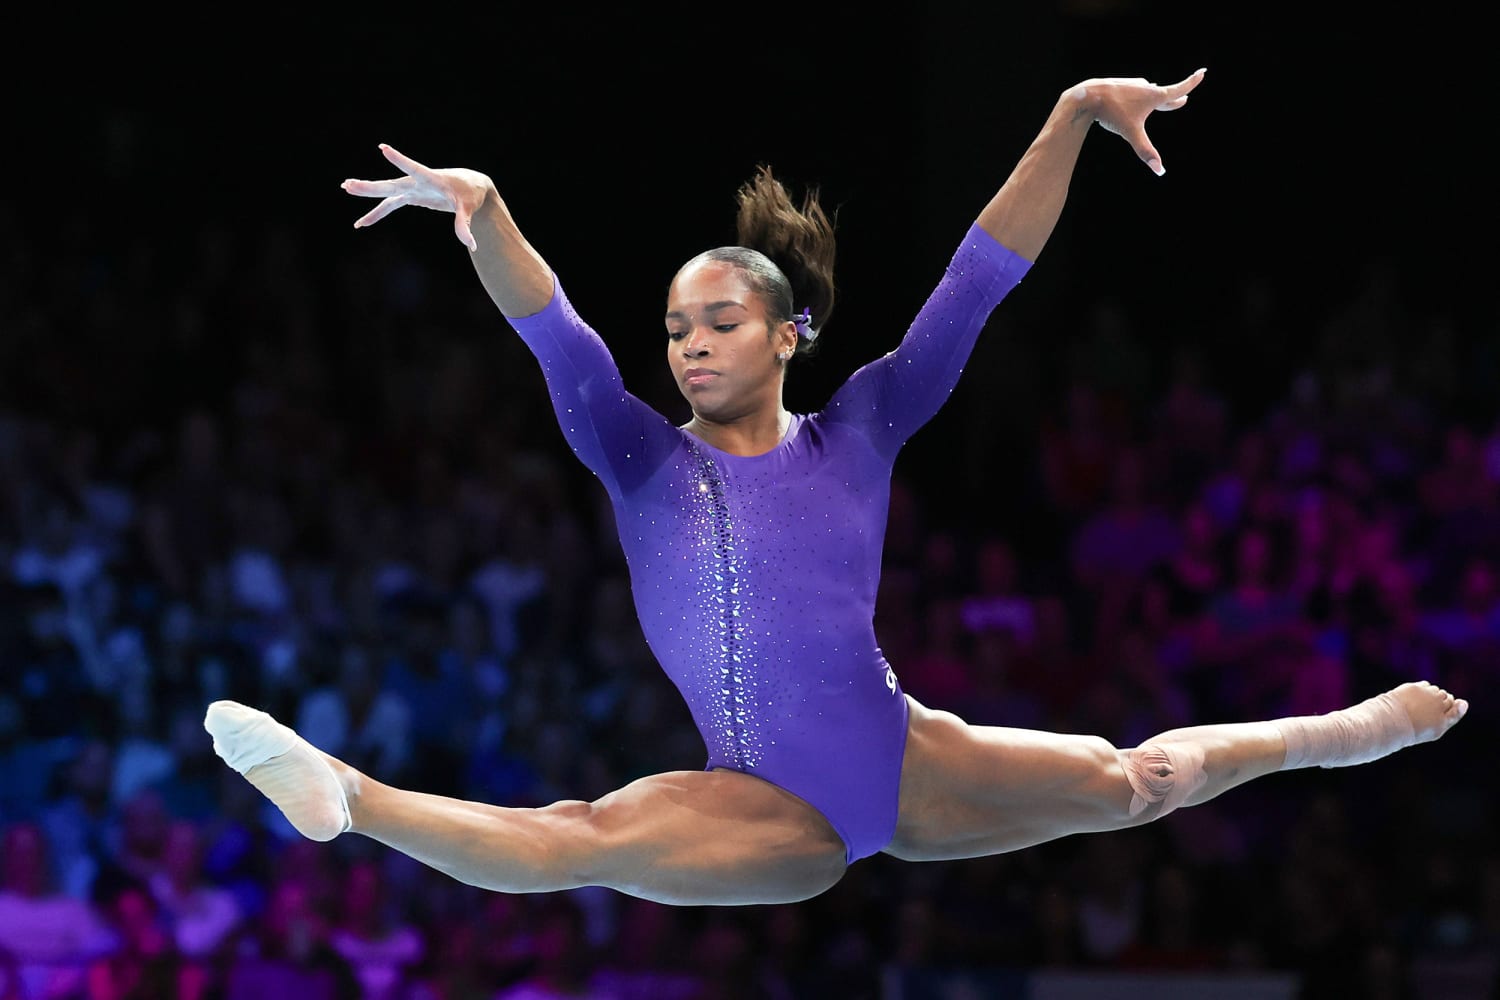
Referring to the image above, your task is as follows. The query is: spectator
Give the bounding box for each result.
[1419,554,1500,705]
[958,535,1037,648]
[227,874,358,1000]
[10,496,106,605]
[494,896,617,1000]
[149,820,241,971]
[37,740,118,901]
[328,859,426,1000]
[107,789,172,888]
[85,874,185,1000]
[964,629,1048,730]
[1346,562,1440,697]
[1201,428,1272,533]
[900,597,976,713]
[1161,500,1225,618]
[378,593,475,797]
[1419,422,1495,522]
[0,822,114,1000]
[1069,446,1183,629]
[1196,524,1309,717]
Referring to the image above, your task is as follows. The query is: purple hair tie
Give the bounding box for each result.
[793,307,816,341]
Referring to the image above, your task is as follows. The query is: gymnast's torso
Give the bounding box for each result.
[507,224,1030,860]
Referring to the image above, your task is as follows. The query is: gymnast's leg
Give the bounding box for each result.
[203,702,846,907]
[886,681,1468,861]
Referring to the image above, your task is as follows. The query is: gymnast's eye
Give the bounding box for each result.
[667,329,687,341]
[714,324,738,333]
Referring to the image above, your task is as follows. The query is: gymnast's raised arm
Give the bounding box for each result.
[342,145,671,493]
[825,69,1207,454]
[979,69,1206,261]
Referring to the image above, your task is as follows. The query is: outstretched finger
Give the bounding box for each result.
[353,197,405,230]
[341,177,410,199]
[379,143,435,181]
[1162,67,1206,103]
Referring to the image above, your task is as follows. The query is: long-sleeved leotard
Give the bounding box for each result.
[507,223,1031,862]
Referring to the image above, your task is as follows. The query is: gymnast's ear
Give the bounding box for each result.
[776,320,798,362]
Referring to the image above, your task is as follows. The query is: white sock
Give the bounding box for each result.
[204,701,351,841]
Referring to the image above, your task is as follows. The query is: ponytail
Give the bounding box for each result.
[691,165,837,350]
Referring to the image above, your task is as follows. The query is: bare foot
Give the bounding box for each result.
[203,701,351,842]
[1388,680,1468,743]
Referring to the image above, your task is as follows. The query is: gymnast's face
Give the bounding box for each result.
[665,259,796,420]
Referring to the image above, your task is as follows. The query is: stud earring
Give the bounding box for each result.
[778,350,792,361]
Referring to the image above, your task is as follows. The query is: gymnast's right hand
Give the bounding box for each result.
[342,144,493,252]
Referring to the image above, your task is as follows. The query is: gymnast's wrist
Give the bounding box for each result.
[1059,81,1101,127]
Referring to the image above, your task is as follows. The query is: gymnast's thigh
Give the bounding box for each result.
[884,696,1135,862]
[583,768,848,906]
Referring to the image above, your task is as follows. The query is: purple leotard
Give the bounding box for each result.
[508,223,1031,862]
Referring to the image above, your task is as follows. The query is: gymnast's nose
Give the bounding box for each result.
[683,327,711,357]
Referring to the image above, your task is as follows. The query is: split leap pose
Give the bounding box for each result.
[206,69,1467,906]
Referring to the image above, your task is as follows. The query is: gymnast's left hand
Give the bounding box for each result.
[1073,68,1206,176]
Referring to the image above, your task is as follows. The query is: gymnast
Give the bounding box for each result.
[205,68,1468,907]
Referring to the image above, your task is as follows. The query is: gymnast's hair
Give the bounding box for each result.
[688,165,837,351]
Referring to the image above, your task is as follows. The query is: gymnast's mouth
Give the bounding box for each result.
[683,368,720,387]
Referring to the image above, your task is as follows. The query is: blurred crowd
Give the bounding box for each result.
[2,189,1499,1000]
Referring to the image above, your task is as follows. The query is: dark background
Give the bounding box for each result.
[10,3,1491,388]
[7,2,1493,529]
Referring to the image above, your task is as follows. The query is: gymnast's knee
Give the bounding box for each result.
[1119,740,1207,821]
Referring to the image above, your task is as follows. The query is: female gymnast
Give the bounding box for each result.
[205,68,1468,907]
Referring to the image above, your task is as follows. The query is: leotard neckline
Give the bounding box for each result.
[677,412,807,463]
